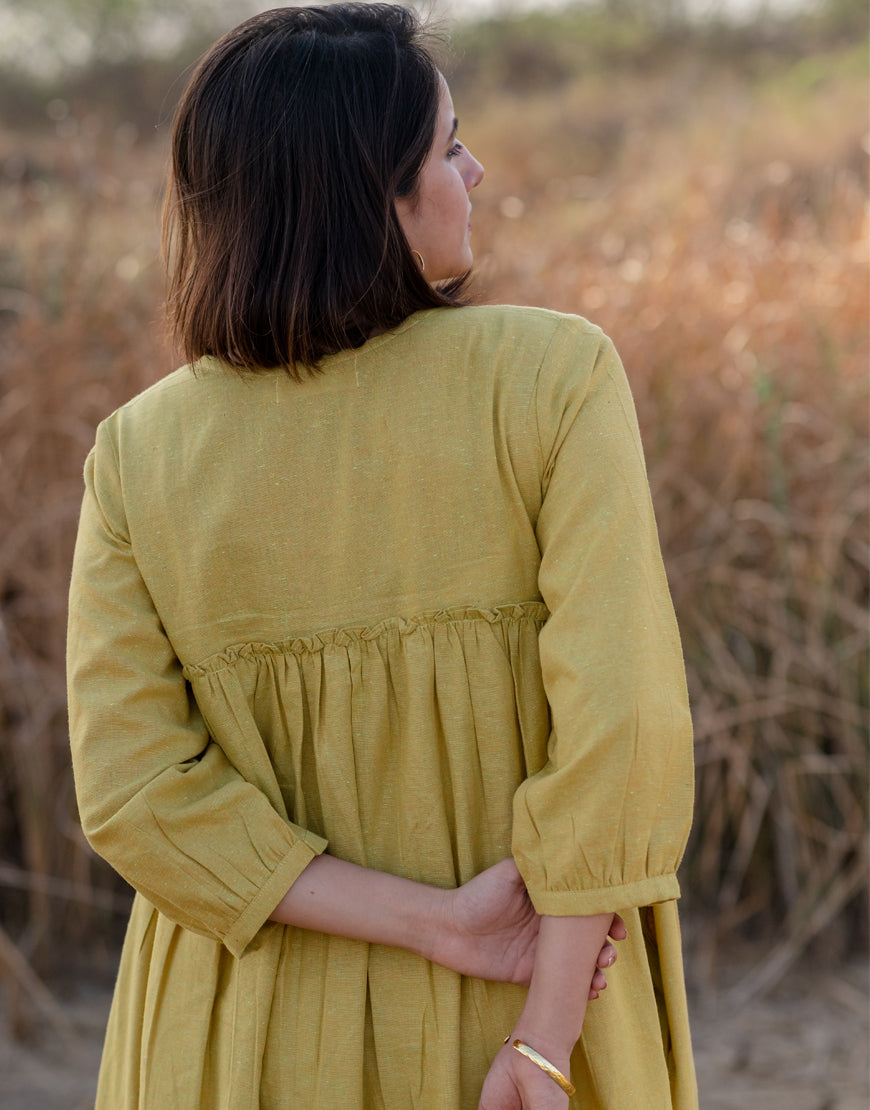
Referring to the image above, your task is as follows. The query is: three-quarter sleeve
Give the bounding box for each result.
[67,421,327,958]
[512,320,694,915]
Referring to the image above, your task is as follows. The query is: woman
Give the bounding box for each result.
[67,5,696,1108]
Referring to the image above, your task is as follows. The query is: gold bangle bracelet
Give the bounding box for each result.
[503,1036,576,1098]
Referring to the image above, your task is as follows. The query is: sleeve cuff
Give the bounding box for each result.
[525,872,681,917]
[223,829,328,958]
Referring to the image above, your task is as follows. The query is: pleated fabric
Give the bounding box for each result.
[68,305,697,1108]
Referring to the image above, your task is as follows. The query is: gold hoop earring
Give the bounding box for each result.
[412,250,425,273]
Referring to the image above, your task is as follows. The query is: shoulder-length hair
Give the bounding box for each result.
[163,4,466,377]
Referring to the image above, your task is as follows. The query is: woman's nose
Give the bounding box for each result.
[465,153,485,190]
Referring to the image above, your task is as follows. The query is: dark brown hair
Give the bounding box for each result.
[163,4,466,376]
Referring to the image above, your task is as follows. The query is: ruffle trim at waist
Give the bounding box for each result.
[183,601,550,677]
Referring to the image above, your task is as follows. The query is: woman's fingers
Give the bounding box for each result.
[608,913,628,941]
[589,967,608,995]
[594,914,627,971]
[595,941,616,969]
[588,912,630,1000]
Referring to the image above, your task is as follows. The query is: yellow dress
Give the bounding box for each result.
[67,305,697,1109]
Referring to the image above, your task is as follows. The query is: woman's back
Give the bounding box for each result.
[69,303,696,1108]
[99,304,554,655]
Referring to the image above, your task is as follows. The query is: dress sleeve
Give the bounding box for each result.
[511,320,694,916]
[67,421,327,958]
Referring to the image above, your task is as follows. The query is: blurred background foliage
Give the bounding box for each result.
[0,0,867,1030]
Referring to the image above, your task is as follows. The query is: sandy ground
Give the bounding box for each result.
[1,953,867,1109]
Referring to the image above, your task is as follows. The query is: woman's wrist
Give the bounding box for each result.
[367,869,448,960]
[507,995,582,1094]
[420,885,465,969]
[509,1015,579,1067]
[502,1035,576,1098]
[407,882,454,963]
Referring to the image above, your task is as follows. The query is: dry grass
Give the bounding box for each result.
[0,123,171,995]
[0,23,866,1011]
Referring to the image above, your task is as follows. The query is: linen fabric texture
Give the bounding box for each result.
[67,305,697,1109]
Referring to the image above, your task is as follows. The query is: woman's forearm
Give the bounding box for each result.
[511,912,614,1060]
[269,853,445,959]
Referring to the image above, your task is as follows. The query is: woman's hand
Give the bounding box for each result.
[429,857,540,984]
[478,1038,572,1110]
[429,858,626,991]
